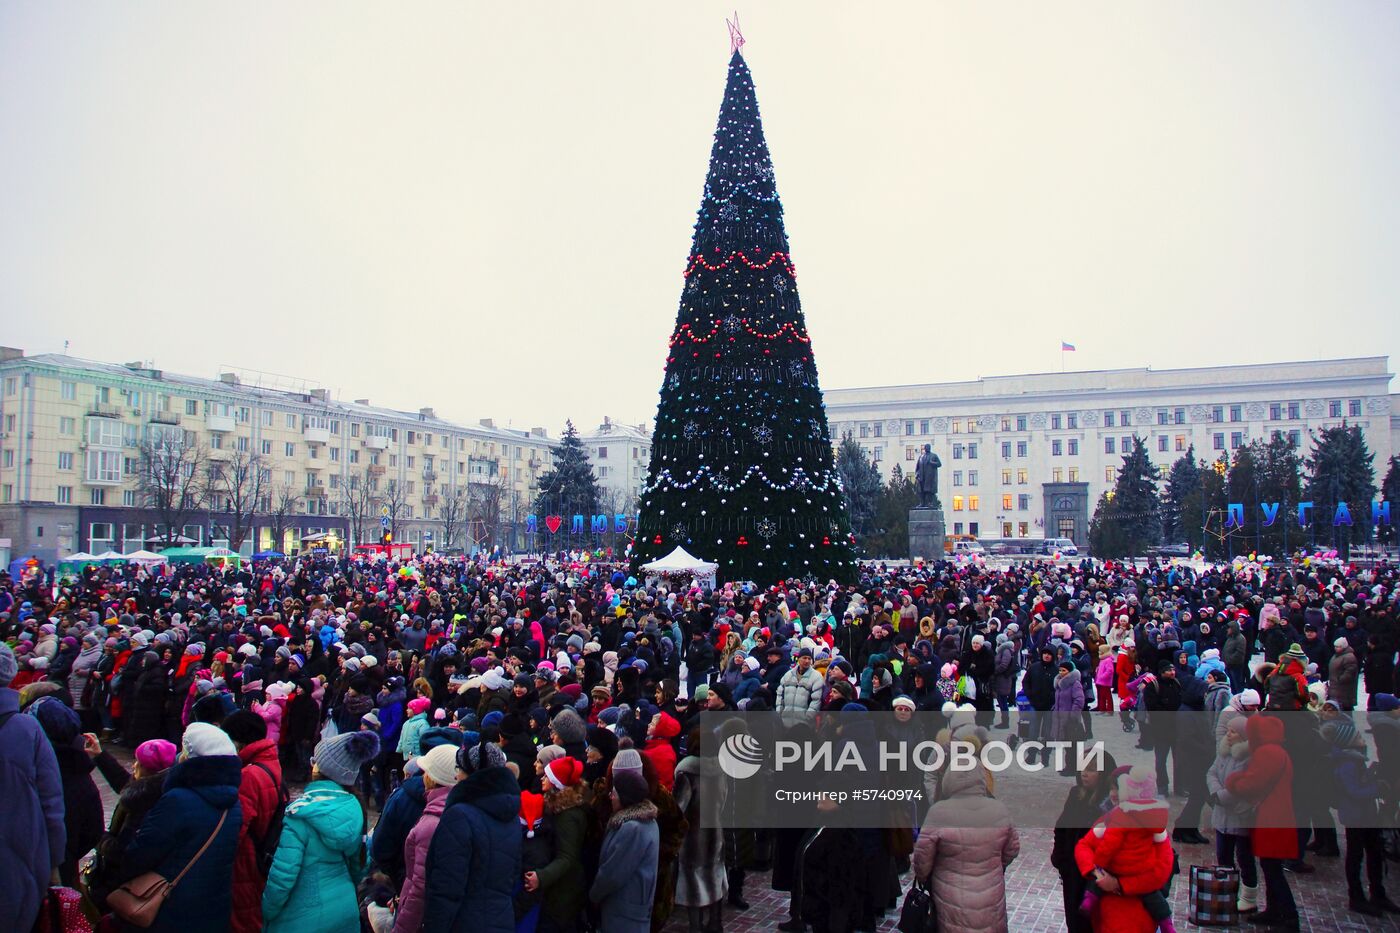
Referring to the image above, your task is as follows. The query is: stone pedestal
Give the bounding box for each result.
[909,508,947,561]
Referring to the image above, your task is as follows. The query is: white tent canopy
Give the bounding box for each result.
[640,546,718,576]
[124,550,168,564]
[60,552,96,563]
[93,550,126,561]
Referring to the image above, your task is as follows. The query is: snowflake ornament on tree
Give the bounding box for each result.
[753,424,774,446]
[756,518,777,539]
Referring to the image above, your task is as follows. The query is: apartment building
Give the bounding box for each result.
[579,417,651,514]
[824,357,1398,545]
[0,349,555,562]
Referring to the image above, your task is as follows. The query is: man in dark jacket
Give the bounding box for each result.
[422,741,521,933]
[1142,662,1182,796]
[684,630,717,698]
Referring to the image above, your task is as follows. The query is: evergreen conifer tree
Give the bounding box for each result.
[533,420,601,520]
[1305,423,1376,554]
[632,49,856,583]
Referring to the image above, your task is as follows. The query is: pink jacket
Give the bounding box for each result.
[393,784,452,933]
[252,698,283,745]
[1095,656,1116,687]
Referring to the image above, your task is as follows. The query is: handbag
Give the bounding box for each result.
[106,810,228,929]
[897,880,938,933]
[34,886,95,933]
[1188,864,1239,926]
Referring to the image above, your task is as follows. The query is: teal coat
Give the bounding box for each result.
[261,781,366,933]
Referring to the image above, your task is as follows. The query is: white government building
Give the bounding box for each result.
[823,357,1398,545]
[579,417,652,515]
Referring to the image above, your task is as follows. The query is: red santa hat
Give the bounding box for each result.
[545,756,583,791]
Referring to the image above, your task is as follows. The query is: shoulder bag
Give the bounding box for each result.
[106,809,228,929]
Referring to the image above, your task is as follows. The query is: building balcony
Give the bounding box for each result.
[305,460,325,470]
[305,486,327,498]
[364,435,390,451]
[304,426,330,445]
[88,402,122,418]
[207,413,235,433]
[148,411,181,425]
[422,494,439,506]
[422,470,438,482]
[367,463,386,476]
[208,446,232,460]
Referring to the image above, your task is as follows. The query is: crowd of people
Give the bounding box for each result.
[3,548,1400,933]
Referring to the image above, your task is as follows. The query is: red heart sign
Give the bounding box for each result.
[544,515,563,534]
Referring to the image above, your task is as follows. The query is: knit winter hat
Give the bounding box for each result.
[362,710,381,730]
[456,739,507,775]
[416,744,461,787]
[545,756,584,790]
[1283,643,1307,664]
[314,730,380,786]
[183,722,238,759]
[613,747,645,776]
[613,767,650,807]
[693,683,710,701]
[135,739,178,773]
[537,744,567,769]
[0,643,16,688]
[551,708,587,744]
[408,697,431,717]
[1119,765,1159,807]
[1322,720,1361,749]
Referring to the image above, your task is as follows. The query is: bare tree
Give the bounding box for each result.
[468,474,508,549]
[436,485,468,550]
[267,485,302,554]
[209,450,268,551]
[139,430,208,548]
[339,466,378,548]
[382,478,411,542]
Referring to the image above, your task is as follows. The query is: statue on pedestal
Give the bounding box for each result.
[915,444,942,510]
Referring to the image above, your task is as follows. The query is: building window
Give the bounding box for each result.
[1157,410,1169,426]
[1050,414,1062,430]
[967,443,978,459]
[1001,469,1012,485]
[904,421,914,435]
[1230,405,1243,422]
[1068,467,1079,482]
[1173,408,1185,425]
[1288,430,1301,447]
[59,416,75,436]
[1016,441,1027,458]
[261,440,272,455]
[1269,403,1282,420]
[952,496,964,512]
[953,522,963,535]
[1213,432,1225,450]
[1067,413,1078,429]
[1017,469,1028,485]
[1349,399,1362,417]
[1211,406,1223,423]
[1175,435,1187,452]
[951,420,962,435]
[1105,467,1116,482]
[1287,402,1299,419]
[1000,417,1011,432]
[968,470,978,485]
[1068,439,1079,456]
[598,446,608,459]
[1001,442,1012,459]
[905,446,917,461]
[1052,468,1063,482]
[1002,494,1014,510]
[872,423,882,438]
[871,447,882,462]
[90,488,105,505]
[969,495,980,510]
[1231,431,1245,449]
[56,485,72,504]
[1158,436,1169,452]
[123,490,136,506]
[58,451,73,470]
[966,419,977,432]
[1105,437,1116,454]
[1103,411,1115,428]
[969,522,980,536]
[858,423,869,438]
[59,380,76,400]
[952,444,963,460]
[1016,415,1027,431]
[284,442,295,457]
[1052,440,1062,457]
[919,420,929,435]
[953,471,963,487]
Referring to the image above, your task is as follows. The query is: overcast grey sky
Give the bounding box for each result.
[3,2,1398,438]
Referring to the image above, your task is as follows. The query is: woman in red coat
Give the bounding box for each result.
[221,711,286,933]
[1225,714,1298,928]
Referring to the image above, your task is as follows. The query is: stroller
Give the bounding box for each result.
[1012,691,1032,748]
[1119,690,1138,733]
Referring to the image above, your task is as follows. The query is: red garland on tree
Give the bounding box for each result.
[631,42,857,585]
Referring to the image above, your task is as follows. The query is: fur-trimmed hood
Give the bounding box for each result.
[545,782,586,814]
[607,797,658,831]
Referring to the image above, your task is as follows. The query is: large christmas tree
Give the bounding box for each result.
[632,45,857,584]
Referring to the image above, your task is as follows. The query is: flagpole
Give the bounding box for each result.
[1061,343,1064,373]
